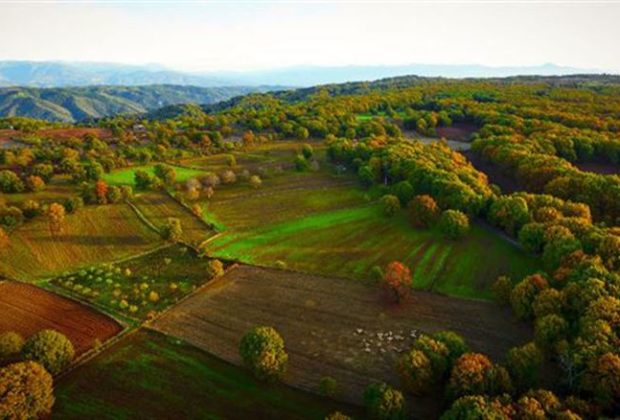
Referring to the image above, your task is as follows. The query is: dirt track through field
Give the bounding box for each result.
[0,281,123,355]
[151,265,531,415]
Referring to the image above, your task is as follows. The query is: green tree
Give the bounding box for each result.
[491,276,512,307]
[380,194,400,217]
[397,349,433,394]
[510,274,549,320]
[438,210,470,240]
[0,332,24,359]
[160,218,183,243]
[22,330,75,375]
[506,342,544,391]
[239,326,288,381]
[363,382,406,420]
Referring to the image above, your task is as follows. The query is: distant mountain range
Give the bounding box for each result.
[0,61,608,88]
[0,85,274,122]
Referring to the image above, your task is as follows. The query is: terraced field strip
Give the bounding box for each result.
[151,265,532,418]
[0,281,123,355]
[0,203,162,281]
[132,192,215,246]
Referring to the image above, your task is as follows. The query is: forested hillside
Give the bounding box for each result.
[0,85,274,122]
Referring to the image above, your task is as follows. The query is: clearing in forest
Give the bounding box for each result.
[54,329,359,419]
[151,265,532,417]
[0,203,162,281]
[0,281,122,355]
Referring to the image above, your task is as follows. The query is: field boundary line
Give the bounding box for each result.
[144,263,239,329]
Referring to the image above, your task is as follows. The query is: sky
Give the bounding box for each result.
[0,1,619,73]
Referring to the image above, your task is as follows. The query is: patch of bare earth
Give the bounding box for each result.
[151,265,531,417]
[0,281,123,355]
[575,161,619,175]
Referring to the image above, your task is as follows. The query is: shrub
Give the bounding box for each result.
[397,349,433,395]
[160,218,183,243]
[207,259,224,277]
[302,143,314,159]
[491,276,512,307]
[325,412,351,420]
[363,382,406,420]
[319,376,338,397]
[408,194,440,228]
[294,154,310,171]
[239,326,288,381]
[0,361,54,419]
[438,210,470,239]
[221,170,237,184]
[0,332,24,359]
[380,194,400,217]
[63,196,84,214]
[249,175,262,189]
[22,330,75,375]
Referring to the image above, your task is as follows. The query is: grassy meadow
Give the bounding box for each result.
[102,164,206,187]
[205,203,540,299]
[0,203,162,281]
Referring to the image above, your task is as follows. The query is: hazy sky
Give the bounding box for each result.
[0,1,618,73]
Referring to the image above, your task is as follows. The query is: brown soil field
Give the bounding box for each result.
[463,151,525,194]
[436,123,478,141]
[35,127,112,141]
[575,161,619,175]
[152,265,531,417]
[0,281,122,355]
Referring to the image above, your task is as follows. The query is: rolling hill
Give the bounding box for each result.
[0,85,275,122]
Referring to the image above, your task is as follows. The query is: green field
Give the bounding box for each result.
[103,165,206,186]
[205,203,541,300]
[0,203,162,281]
[180,140,321,174]
[54,329,359,420]
[199,170,362,231]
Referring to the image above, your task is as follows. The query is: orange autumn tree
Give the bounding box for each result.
[94,180,109,204]
[47,203,66,236]
[382,261,411,303]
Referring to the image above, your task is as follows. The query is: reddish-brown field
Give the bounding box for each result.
[575,161,619,175]
[0,281,122,355]
[35,127,112,140]
[436,123,478,141]
[152,265,531,417]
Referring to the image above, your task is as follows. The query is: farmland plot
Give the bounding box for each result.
[0,281,122,355]
[54,329,359,419]
[152,265,532,417]
[0,203,162,281]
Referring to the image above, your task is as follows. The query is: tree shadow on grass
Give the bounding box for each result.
[39,235,149,246]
